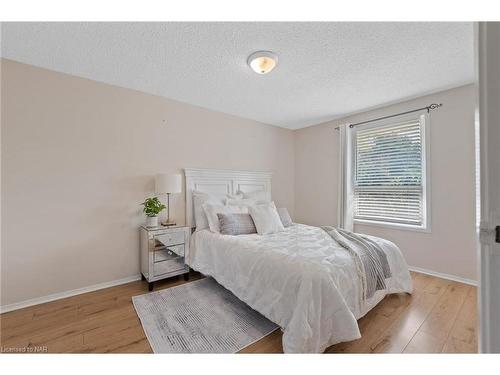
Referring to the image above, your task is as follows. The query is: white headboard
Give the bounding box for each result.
[184,168,272,228]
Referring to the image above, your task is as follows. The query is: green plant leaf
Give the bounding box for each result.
[141,196,166,216]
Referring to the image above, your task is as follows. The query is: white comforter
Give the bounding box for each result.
[188,224,412,353]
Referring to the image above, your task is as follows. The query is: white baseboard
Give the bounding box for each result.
[408,266,477,286]
[0,274,142,314]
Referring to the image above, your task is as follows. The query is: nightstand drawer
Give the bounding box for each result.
[154,231,185,247]
[154,244,184,262]
[153,258,186,276]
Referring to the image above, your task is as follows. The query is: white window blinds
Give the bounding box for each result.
[353,118,425,226]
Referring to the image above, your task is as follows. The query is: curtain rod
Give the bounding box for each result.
[334,103,442,131]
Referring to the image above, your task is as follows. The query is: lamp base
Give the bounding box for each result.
[161,221,177,227]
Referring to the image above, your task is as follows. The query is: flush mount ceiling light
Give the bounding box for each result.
[247,51,278,75]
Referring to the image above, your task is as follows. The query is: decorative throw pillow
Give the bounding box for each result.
[237,190,271,203]
[277,207,293,227]
[202,203,249,233]
[193,190,225,231]
[217,213,257,235]
[248,201,285,235]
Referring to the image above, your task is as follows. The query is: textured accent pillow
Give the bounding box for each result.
[193,190,225,231]
[249,201,285,235]
[202,203,249,233]
[277,207,293,227]
[237,190,271,203]
[217,213,257,235]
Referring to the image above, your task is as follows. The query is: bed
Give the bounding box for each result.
[184,168,413,353]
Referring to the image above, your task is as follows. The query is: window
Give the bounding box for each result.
[352,115,429,230]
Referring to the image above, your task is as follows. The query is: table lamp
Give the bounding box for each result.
[155,173,182,226]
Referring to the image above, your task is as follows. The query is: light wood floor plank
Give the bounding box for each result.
[403,282,471,353]
[367,276,451,353]
[0,272,477,354]
[442,287,478,353]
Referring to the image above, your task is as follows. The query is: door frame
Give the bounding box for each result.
[477,21,500,353]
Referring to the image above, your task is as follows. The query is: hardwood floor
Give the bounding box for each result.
[0,272,477,354]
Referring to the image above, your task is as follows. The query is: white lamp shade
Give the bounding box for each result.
[155,173,182,194]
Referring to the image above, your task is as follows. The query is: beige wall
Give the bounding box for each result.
[0,59,295,306]
[295,84,477,280]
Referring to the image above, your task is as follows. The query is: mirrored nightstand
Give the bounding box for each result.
[140,225,191,291]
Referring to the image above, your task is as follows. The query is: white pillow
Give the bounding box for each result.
[237,190,271,203]
[192,190,225,231]
[202,203,249,233]
[249,201,285,235]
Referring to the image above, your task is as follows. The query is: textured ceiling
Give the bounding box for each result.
[1,22,474,129]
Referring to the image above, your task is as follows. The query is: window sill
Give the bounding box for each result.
[353,219,431,233]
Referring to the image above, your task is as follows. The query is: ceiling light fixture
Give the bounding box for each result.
[247,51,278,75]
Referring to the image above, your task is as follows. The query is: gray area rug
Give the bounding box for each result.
[132,277,280,353]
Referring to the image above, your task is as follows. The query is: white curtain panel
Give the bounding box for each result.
[337,123,354,231]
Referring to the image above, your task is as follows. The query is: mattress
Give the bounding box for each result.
[188,223,413,353]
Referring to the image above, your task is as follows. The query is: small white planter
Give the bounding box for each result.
[146,216,158,227]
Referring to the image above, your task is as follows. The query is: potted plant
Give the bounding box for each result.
[141,197,166,227]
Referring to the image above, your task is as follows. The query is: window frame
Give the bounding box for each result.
[350,112,431,232]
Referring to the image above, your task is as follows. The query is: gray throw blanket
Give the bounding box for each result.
[322,226,391,301]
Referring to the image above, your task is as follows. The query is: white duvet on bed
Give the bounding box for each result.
[188,223,412,353]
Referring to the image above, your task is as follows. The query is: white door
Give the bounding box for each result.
[478,22,500,353]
